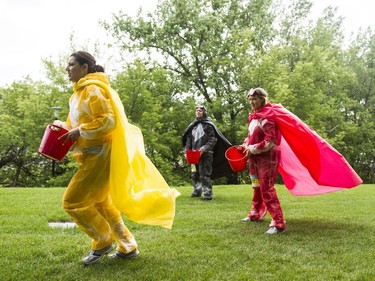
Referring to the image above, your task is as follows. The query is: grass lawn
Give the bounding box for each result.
[0,184,374,281]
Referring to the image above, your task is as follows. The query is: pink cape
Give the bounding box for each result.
[255,103,362,196]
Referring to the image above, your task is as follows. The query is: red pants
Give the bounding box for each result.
[248,154,285,230]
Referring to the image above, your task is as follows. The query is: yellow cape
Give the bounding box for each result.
[76,73,180,229]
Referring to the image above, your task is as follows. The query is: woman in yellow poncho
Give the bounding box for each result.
[57,51,180,265]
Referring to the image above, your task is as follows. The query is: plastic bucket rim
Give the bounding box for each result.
[225,146,247,161]
[225,146,247,172]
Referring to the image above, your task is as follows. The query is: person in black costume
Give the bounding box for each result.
[182,105,233,200]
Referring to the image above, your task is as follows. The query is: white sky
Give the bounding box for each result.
[0,0,374,87]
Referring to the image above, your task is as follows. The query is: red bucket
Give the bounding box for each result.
[225,146,247,172]
[186,149,201,164]
[38,124,74,162]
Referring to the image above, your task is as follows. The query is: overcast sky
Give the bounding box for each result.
[1,0,374,86]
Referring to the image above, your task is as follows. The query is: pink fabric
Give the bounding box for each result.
[251,103,362,196]
[278,137,345,195]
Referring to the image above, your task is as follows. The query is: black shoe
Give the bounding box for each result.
[191,193,201,197]
[203,197,212,201]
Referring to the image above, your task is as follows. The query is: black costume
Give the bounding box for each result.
[182,117,233,199]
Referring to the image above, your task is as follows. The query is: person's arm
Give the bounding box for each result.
[200,124,217,152]
[78,85,115,140]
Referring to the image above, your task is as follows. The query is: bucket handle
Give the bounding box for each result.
[49,124,62,132]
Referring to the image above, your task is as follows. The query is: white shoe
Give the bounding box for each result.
[240,217,251,222]
[265,226,284,235]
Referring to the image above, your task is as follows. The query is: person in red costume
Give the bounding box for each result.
[240,88,285,235]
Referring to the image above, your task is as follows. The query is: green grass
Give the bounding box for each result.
[0,184,374,281]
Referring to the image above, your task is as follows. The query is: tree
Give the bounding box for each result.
[102,0,375,183]
[344,31,375,182]
[0,50,73,187]
[0,79,55,186]
[111,60,196,185]
[104,0,276,144]
[1,0,373,186]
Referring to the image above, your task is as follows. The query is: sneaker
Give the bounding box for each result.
[269,219,286,227]
[191,193,201,197]
[82,244,114,265]
[240,217,252,222]
[203,197,212,201]
[265,226,284,235]
[109,249,139,260]
[241,216,264,222]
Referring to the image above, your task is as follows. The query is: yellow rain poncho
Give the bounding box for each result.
[63,72,180,230]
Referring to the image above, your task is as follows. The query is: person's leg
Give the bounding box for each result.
[247,187,267,221]
[63,153,113,250]
[257,156,285,230]
[245,159,267,221]
[191,164,202,196]
[96,197,137,255]
[199,153,213,200]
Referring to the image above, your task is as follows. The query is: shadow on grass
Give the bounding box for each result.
[284,218,367,235]
[238,217,368,238]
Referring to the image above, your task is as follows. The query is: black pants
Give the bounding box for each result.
[192,152,213,199]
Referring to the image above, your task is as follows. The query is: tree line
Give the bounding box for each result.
[0,0,374,187]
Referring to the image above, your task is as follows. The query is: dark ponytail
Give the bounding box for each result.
[70,51,105,73]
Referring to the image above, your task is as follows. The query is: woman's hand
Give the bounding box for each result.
[59,127,80,144]
[243,145,251,157]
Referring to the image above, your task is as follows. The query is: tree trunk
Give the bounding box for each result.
[12,164,22,187]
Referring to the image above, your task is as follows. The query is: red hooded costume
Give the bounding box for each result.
[243,103,362,229]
